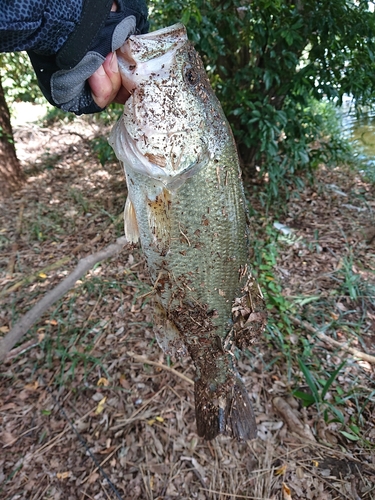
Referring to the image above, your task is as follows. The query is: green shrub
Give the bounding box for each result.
[150,0,375,199]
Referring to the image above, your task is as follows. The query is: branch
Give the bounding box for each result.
[0,237,128,362]
[290,315,375,364]
[1,213,123,298]
[128,351,194,386]
[1,257,72,297]
[273,396,316,442]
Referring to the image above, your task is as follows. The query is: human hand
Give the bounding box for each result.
[88,51,131,108]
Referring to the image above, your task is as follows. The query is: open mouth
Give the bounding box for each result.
[116,24,188,94]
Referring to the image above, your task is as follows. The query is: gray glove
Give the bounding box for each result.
[27,0,148,114]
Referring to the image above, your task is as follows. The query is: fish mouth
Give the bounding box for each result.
[116,23,188,93]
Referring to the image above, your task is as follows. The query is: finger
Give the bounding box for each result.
[88,52,121,108]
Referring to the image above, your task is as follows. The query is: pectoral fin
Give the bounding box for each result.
[124,197,140,243]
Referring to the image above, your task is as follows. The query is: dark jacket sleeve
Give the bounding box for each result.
[0,0,83,54]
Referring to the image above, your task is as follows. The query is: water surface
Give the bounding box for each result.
[341,102,375,168]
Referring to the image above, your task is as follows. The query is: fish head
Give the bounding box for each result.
[110,24,219,190]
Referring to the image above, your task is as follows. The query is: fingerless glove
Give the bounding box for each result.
[27,0,148,114]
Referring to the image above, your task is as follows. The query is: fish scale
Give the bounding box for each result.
[109,23,267,440]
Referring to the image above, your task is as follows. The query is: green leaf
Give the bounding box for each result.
[145,0,372,202]
[339,431,360,441]
[293,296,321,306]
[298,358,320,404]
[181,9,191,26]
[328,405,345,424]
[292,390,316,407]
[321,360,346,401]
[349,424,360,435]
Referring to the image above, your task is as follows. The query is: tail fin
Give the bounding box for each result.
[194,375,257,441]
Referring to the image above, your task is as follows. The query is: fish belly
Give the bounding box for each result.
[129,140,248,338]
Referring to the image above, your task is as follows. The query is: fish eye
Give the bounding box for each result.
[184,64,199,86]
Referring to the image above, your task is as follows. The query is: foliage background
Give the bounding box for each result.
[0,53,42,103]
[150,0,375,199]
[2,1,375,200]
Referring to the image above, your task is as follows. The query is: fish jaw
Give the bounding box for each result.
[116,23,188,92]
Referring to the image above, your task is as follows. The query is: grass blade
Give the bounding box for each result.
[321,360,346,401]
[298,358,320,404]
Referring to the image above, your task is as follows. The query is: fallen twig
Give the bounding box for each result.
[290,315,375,364]
[0,237,128,362]
[81,444,123,485]
[1,213,123,298]
[128,351,194,386]
[273,396,316,442]
[6,338,40,360]
[1,256,72,297]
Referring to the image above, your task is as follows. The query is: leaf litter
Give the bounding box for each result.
[0,112,374,499]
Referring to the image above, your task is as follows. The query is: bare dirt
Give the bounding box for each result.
[0,111,374,499]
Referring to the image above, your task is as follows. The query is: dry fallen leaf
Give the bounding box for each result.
[119,374,130,389]
[282,482,292,500]
[57,471,70,480]
[45,319,58,325]
[97,377,109,387]
[1,116,374,500]
[275,464,288,476]
[95,396,107,414]
[1,431,16,445]
[88,472,100,484]
[296,466,304,479]
[24,381,38,391]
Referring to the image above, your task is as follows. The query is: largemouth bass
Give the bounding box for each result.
[109,24,267,440]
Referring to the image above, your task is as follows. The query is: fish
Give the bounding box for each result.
[109,23,267,440]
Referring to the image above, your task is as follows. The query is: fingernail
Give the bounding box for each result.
[110,52,118,73]
[96,64,106,76]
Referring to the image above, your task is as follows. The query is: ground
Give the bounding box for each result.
[0,106,374,499]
